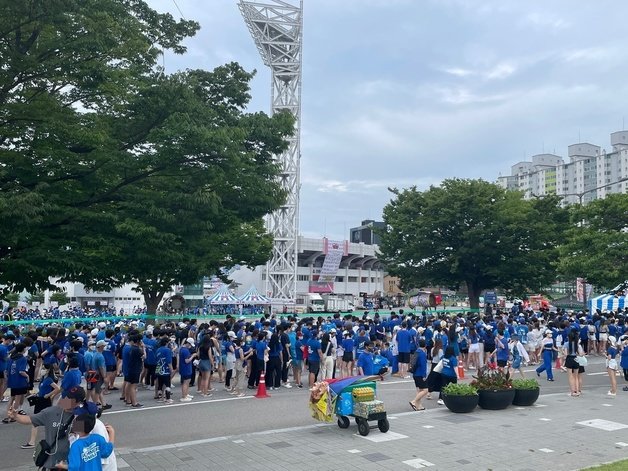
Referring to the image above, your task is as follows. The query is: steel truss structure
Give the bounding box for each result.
[239,0,303,301]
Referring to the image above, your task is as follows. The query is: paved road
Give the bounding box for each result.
[1,356,625,470]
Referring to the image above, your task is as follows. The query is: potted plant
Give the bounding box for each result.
[512,378,540,406]
[470,366,515,410]
[441,382,479,413]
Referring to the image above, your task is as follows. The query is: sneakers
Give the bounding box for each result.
[437,399,444,405]
[607,391,616,397]
[20,443,35,449]
[131,403,144,408]
[201,393,213,398]
[297,384,303,389]
[165,399,174,404]
[102,404,112,410]
[283,383,293,389]
[186,395,194,399]
[180,397,192,402]
[236,393,245,397]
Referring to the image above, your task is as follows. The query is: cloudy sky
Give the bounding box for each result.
[150,0,628,240]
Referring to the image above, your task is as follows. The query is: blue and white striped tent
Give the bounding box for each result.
[238,286,271,305]
[589,295,626,312]
[207,285,239,305]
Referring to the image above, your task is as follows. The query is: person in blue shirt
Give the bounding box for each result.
[409,339,429,411]
[179,338,197,402]
[356,342,388,377]
[536,330,558,381]
[395,323,412,378]
[3,343,29,424]
[66,412,115,471]
[307,332,322,387]
[141,331,157,390]
[620,335,628,391]
[0,335,10,402]
[254,333,269,387]
[438,346,458,405]
[606,336,619,396]
[155,338,174,404]
[103,331,117,393]
[61,357,83,398]
[293,332,305,388]
[494,331,510,370]
[341,331,355,378]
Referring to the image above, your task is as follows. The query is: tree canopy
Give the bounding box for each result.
[380,179,568,308]
[558,193,628,290]
[0,0,294,311]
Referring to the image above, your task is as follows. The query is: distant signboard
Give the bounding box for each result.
[484,291,497,304]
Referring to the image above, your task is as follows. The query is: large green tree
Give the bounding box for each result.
[0,1,293,313]
[0,0,198,293]
[59,66,292,312]
[380,179,568,308]
[558,193,628,290]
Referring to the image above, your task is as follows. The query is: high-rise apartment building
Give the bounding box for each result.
[497,130,628,204]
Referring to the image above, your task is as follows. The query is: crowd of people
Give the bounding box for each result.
[1,304,627,469]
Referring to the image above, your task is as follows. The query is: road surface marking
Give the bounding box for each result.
[539,448,554,453]
[356,431,408,442]
[577,419,628,431]
[347,449,362,453]
[403,458,435,468]
[103,395,252,415]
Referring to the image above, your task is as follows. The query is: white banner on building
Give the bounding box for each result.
[318,239,348,283]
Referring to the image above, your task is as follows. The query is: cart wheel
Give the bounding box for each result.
[357,418,370,436]
[378,418,390,433]
[337,416,350,429]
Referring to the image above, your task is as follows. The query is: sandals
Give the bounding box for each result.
[2,418,15,424]
[409,401,418,411]
[17,410,26,415]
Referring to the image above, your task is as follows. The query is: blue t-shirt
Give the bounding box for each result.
[268,341,281,358]
[441,355,458,378]
[143,337,157,365]
[7,356,28,389]
[295,339,304,361]
[156,346,173,376]
[179,347,192,378]
[620,346,628,369]
[396,329,411,353]
[307,338,321,362]
[0,344,8,371]
[121,344,131,376]
[341,338,355,353]
[38,376,55,398]
[67,433,113,471]
[103,340,116,367]
[413,349,428,378]
[495,336,509,361]
[256,341,267,361]
[356,352,375,375]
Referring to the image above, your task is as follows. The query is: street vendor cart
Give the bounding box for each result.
[309,375,389,437]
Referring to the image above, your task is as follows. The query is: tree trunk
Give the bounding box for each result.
[143,290,165,324]
[466,281,482,311]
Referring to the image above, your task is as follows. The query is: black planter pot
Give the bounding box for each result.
[442,393,479,413]
[477,389,516,410]
[512,388,540,406]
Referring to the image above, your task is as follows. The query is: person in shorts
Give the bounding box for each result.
[3,343,29,424]
[409,339,428,411]
[22,364,60,449]
[124,336,143,408]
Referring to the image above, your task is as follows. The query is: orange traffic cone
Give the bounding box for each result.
[457,362,465,379]
[555,357,561,369]
[255,371,270,399]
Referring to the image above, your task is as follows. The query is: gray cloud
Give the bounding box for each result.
[149,0,628,240]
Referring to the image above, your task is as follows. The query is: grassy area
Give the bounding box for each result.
[582,459,628,470]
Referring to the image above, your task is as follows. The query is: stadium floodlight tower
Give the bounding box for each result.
[239,0,303,302]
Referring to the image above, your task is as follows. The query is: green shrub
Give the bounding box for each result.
[512,378,539,390]
[470,366,513,390]
[442,382,478,396]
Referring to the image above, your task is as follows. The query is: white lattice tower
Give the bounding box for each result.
[239,0,302,301]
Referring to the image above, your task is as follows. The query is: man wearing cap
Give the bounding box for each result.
[9,386,86,469]
[179,338,197,402]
